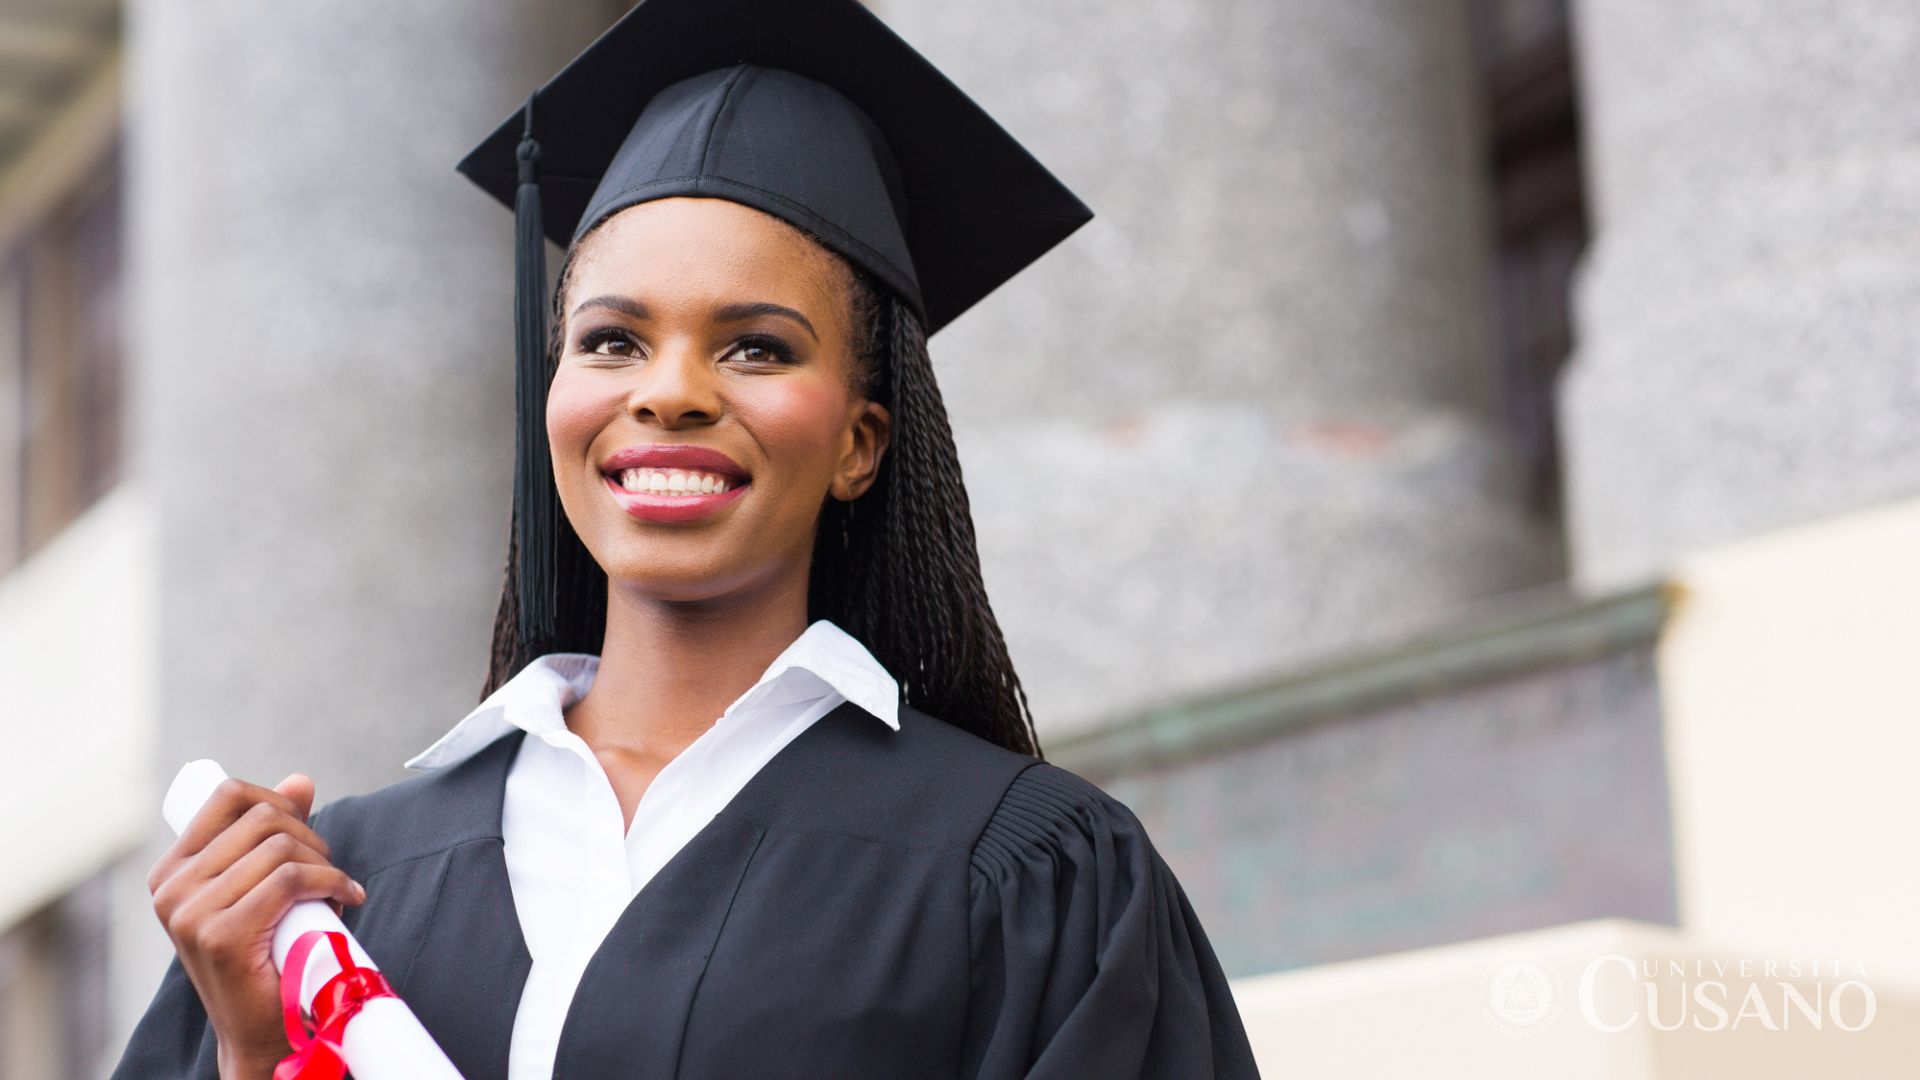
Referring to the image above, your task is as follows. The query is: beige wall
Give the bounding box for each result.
[1231,919,1919,1079]
[0,486,157,928]
[1660,497,1920,979]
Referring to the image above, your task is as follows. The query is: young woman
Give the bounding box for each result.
[116,1,1261,1077]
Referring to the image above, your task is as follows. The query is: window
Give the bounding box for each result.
[0,141,123,573]
[0,870,112,1079]
[1469,0,1589,525]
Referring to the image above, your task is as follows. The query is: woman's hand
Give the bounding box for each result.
[145,772,366,1080]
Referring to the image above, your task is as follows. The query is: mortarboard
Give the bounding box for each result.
[454,0,1093,646]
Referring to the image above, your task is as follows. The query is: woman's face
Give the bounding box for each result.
[547,196,891,605]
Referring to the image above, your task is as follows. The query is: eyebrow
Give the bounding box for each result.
[569,295,818,343]
[716,301,818,342]
[572,294,650,321]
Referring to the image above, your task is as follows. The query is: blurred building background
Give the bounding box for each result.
[1,0,1916,1076]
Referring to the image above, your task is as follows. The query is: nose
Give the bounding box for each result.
[624,339,722,428]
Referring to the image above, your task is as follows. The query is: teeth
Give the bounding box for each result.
[615,467,738,496]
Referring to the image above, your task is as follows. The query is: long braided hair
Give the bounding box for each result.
[482,219,1044,760]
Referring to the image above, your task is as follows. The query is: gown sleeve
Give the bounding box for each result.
[107,801,343,1080]
[961,762,1262,1079]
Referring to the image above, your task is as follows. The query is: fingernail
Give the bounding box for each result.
[353,881,367,898]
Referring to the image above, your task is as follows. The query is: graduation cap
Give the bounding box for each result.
[455,0,1093,646]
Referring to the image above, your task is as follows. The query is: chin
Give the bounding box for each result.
[594,548,755,604]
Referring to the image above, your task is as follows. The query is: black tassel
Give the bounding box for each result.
[513,96,558,646]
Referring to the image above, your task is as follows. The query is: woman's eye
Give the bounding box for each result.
[727,337,795,365]
[579,328,641,357]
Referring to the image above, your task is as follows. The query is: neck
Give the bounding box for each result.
[565,570,813,761]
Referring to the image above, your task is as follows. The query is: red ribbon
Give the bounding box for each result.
[273,929,397,1080]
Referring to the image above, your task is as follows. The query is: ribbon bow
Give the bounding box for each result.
[273,929,398,1080]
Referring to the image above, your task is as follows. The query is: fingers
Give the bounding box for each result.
[170,857,363,976]
[273,772,316,822]
[216,831,359,907]
[148,775,335,919]
[201,798,332,867]
[172,776,314,862]
[217,860,365,945]
[139,769,361,1074]
[169,835,363,948]
[214,822,357,907]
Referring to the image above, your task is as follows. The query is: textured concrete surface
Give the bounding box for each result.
[878,0,1566,735]
[1561,0,1920,590]
[130,0,632,801]
[1105,643,1676,977]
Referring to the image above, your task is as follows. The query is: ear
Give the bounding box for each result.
[830,399,892,502]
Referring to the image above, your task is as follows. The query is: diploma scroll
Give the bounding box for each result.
[164,760,466,1080]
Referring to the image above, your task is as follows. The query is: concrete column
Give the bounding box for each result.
[1562,1,1920,591]
[128,0,629,801]
[878,0,1562,734]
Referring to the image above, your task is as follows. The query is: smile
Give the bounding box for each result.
[611,467,742,495]
[601,470,750,523]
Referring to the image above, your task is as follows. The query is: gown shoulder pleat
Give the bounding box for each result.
[963,762,1262,1079]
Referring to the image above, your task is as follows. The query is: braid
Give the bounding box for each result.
[809,273,1042,758]
[484,225,1043,760]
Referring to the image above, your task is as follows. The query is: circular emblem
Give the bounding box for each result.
[1480,957,1564,1037]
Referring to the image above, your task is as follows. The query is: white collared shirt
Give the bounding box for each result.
[401,618,901,1080]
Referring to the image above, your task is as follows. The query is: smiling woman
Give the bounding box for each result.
[111,1,1260,1078]
[535,197,897,635]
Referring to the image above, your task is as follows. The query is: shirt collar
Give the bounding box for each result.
[402,618,900,772]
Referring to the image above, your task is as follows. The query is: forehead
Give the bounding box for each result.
[565,197,849,320]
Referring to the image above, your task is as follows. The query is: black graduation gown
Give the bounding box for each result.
[110,699,1261,1079]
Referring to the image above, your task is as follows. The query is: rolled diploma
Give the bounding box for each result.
[164,759,466,1080]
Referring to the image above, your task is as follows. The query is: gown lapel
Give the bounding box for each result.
[363,727,534,1080]
[551,698,870,1080]
[369,698,872,1080]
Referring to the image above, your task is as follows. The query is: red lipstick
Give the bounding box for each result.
[600,444,750,480]
[599,444,751,524]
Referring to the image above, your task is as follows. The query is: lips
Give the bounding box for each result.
[599,443,750,482]
[602,473,749,523]
[597,443,752,524]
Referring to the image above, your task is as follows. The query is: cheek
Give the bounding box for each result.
[546,369,614,455]
[742,379,848,466]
